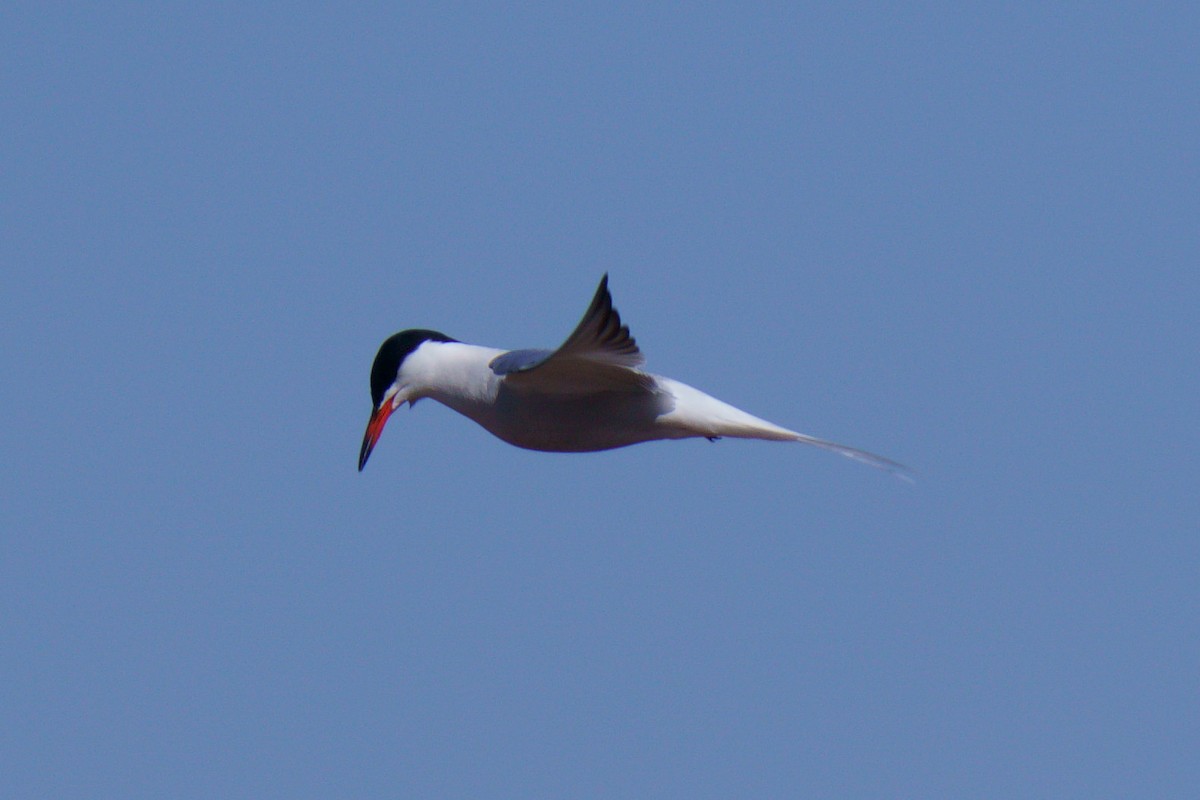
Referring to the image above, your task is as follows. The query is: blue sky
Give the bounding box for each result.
[3,4,1197,798]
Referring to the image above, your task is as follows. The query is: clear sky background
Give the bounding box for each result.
[3,4,1197,798]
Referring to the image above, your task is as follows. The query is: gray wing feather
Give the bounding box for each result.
[489,274,646,377]
[488,274,652,394]
[554,273,644,368]
[489,348,555,376]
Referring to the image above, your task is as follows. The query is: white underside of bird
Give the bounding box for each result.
[359,275,908,477]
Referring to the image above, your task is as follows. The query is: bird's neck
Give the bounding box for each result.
[406,341,503,404]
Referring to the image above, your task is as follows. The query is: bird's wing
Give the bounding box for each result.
[487,348,556,375]
[551,273,645,369]
[489,274,652,395]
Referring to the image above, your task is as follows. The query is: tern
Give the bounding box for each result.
[359,275,908,476]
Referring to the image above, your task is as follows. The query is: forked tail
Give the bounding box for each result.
[782,431,912,480]
[657,377,912,479]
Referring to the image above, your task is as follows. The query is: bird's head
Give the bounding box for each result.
[358,329,456,471]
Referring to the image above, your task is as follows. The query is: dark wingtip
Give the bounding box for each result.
[590,274,611,314]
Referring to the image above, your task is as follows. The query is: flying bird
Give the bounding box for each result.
[359,275,908,476]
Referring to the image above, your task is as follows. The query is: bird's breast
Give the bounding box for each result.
[443,385,679,452]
